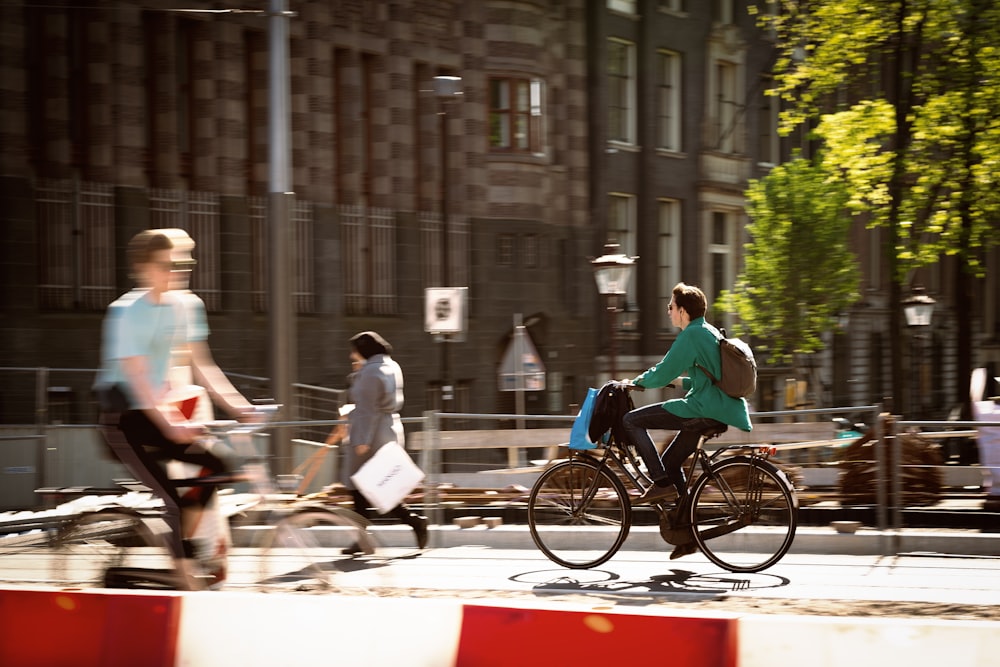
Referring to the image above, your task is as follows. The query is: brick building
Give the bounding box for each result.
[4,0,993,434]
[0,0,597,428]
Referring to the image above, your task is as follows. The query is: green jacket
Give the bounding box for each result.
[632,317,752,432]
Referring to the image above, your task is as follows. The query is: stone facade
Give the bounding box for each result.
[0,0,596,428]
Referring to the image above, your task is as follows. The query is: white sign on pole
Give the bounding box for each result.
[425,287,467,334]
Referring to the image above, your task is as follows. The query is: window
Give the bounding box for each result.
[243,29,267,193]
[176,19,196,183]
[706,210,736,315]
[713,60,738,153]
[37,180,116,311]
[608,0,637,13]
[757,75,779,165]
[489,77,543,154]
[361,53,376,202]
[714,0,735,24]
[523,234,539,268]
[657,51,682,151]
[497,234,515,266]
[250,197,318,314]
[659,0,686,11]
[607,40,636,144]
[608,193,638,308]
[658,199,681,329]
[150,189,223,311]
[340,205,397,315]
[334,48,350,202]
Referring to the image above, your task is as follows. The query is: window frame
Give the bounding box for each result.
[608,193,638,310]
[657,199,682,330]
[607,39,637,146]
[656,50,683,152]
[488,76,544,155]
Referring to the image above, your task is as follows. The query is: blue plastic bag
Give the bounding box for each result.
[568,387,599,450]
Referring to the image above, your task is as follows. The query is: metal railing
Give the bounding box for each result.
[1,366,996,556]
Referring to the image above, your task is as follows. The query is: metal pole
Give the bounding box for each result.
[439,96,451,410]
[440,99,449,288]
[268,0,295,472]
[875,413,889,553]
[422,410,442,532]
[36,368,48,492]
[513,314,526,468]
[890,415,903,552]
[608,296,618,380]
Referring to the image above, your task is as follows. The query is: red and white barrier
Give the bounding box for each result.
[0,588,181,667]
[3,587,998,667]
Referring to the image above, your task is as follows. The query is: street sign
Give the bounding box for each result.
[498,322,546,392]
[425,287,467,334]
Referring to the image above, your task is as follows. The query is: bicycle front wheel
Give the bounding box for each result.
[689,457,797,573]
[528,457,631,569]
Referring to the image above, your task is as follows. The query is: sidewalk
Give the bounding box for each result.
[233,521,1000,557]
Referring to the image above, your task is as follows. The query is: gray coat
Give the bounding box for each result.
[341,353,405,488]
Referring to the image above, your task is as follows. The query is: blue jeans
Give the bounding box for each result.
[622,404,719,487]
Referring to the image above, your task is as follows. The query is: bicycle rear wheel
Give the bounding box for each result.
[251,505,377,591]
[528,457,631,569]
[688,457,797,573]
[51,509,175,588]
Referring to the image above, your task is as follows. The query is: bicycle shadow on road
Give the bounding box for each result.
[257,555,394,587]
[514,568,790,607]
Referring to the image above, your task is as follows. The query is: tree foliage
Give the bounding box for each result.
[718,156,860,365]
[759,0,1000,279]
[738,0,1000,414]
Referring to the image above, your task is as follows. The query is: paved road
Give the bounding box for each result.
[5,525,998,619]
[261,544,1000,609]
[0,526,1000,620]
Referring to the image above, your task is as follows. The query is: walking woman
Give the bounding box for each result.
[338,331,428,554]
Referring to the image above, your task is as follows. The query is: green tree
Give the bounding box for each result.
[718,156,860,370]
[753,0,1000,417]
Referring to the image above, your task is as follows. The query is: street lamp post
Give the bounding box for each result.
[268,0,295,472]
[902,285,935,416]
[433,75,461,408]
[591,242,637,381]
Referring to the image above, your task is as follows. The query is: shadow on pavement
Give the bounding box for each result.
[513,567,789,606]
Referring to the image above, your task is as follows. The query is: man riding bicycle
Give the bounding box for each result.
[94,230,254,589]
[624,283,753,541]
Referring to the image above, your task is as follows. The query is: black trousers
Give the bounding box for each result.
[621,404,712,487]
[350,490,422,527]
[101,410,227,560]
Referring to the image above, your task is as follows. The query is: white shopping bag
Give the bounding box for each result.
[350,442,425,514]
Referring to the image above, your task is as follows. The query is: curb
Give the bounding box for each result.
[232,523,1000,557]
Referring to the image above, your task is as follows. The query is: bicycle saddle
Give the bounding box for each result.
[689,419,728,439]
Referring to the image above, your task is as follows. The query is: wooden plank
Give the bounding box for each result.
[408,428,571,451]
[407,421,837,451]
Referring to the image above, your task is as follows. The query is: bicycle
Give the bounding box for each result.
[527,381,798,573]
[49,406,378,591]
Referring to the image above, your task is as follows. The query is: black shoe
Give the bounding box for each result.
[412,515,429,549]
[636,483,675,505]
[670,542,698,560]
[341,542,363,556]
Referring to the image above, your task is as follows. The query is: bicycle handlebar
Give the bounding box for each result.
[201,404,281,437]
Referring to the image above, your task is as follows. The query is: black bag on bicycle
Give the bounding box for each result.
[588,382,634,444]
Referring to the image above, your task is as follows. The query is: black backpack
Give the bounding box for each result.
[695,329,757,399]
